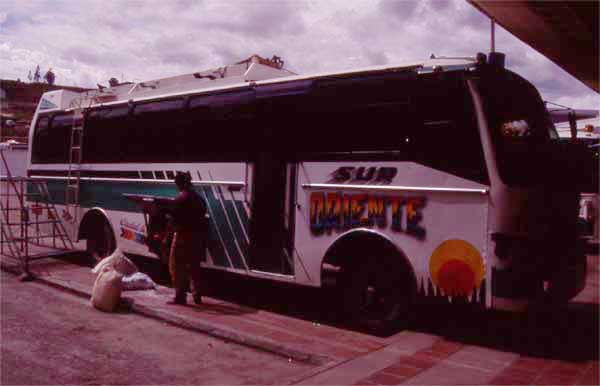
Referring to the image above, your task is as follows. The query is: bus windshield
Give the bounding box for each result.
[478,70,562,187]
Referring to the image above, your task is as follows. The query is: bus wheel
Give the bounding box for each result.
[86,219,115,263]
[340,262,408,333]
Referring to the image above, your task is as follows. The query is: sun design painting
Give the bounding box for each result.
[429,239,485,297]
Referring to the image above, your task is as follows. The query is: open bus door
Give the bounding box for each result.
[248,152,296,275]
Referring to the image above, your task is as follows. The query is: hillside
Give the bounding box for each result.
[0,79,90,142]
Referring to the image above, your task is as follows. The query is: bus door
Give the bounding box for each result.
[248,152,296,274]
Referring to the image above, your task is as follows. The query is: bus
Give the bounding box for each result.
[26,53,598,330]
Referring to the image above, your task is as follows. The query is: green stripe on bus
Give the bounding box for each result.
[201,186,244,269]
[235,201,250,236]
[216,185,249,262]
[195,186,230,268]
[39,179,234,268]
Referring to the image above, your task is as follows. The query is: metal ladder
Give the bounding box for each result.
[65,108,85,225]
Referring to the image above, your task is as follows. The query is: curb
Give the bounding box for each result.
[129,301,328,366]
[0,261,328,366]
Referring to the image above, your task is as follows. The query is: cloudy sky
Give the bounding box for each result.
[1,0,598,110]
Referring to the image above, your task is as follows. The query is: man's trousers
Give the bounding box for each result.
[168,231,203,302]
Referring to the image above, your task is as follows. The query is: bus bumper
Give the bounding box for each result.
[491,233,587,308]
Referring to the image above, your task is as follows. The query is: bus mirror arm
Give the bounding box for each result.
[568,110,577,142]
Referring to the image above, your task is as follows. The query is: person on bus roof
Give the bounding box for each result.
[166,171,208,305]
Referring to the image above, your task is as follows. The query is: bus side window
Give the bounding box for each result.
[253,75,419,155]
[131,99,185,162]
[85,105,131,162]
[305,74,418,154]
[31,115,50,163]
[415,76,489,184]
[32,113,72,163]
[188,90,255,160]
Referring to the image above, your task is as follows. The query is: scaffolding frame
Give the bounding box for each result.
[1,149,74,277]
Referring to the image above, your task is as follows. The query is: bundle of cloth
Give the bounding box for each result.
[90,249,156,312]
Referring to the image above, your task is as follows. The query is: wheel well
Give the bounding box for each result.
[321,230,417,293]
[78,209,115,245]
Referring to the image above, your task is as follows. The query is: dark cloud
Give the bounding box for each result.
[427,0,453,12]
[63,46,104,66]
[364,50,389,66]
[0,0,596,109]
[161,50,204,67]
[0,13,22,30]
[379,0,420,19]
[212,45,245,66]
[205,2,305,38]
[243,3,306,36]
[455,2,489,30]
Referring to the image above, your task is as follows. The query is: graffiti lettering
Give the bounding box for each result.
[310,192,426,240]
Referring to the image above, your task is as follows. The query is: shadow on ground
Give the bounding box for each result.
[61,253,599,362]
[413,302,599,361]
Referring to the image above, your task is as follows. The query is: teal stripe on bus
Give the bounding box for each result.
[216,185,249,262]
[201,186,245,269]
[82,180,178,211]
[38,179,232,268]
[235,201,250,236]
[194,186,230,268]
[205,221,229,268]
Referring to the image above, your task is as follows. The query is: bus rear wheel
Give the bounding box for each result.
[339,261,409,333]
[86,219,115,263]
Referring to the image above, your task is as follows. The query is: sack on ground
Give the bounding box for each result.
[122,272,156,291]
[91,266,123,312]
[91,248,138,276]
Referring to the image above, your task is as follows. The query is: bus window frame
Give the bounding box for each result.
[31,112,73,164]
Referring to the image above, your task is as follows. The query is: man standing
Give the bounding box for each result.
[167,172,208,305]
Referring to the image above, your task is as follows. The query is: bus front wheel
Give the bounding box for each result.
[86,219,115,263]
[339,261,409,333]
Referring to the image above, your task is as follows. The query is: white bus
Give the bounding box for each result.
[26,53,598,329]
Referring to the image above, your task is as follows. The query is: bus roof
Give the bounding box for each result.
[37,56,478,113]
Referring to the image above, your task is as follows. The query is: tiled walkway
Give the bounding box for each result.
[2,251,598,385]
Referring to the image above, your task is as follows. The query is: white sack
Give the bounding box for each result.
[91,266,123,312]
[122,272,156,291]
[91,248,138,276]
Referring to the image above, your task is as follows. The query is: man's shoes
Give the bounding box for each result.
[166,298,186,305]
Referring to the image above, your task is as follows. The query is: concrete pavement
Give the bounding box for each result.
[1,250,598,385]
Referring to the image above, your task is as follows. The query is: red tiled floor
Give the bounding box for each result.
[490,375,534,385]
[358,371,407,386]
[509,356,554,372]
[544,361,590,379]
[428,340,463,355]
[263,330,362,360]
[489,365,538,385]
[537,374,580,385]
[336,332,387,352]
[352,339,462,386]
[381,362,421,378]
[575,364,600,385]
[397,354,436,370]
[353,379,379,386]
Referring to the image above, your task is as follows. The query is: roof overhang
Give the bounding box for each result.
[467,1,599,93]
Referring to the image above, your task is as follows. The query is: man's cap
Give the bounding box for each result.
[174,171,192,186]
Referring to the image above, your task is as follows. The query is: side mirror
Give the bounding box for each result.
[568,110,577,142]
